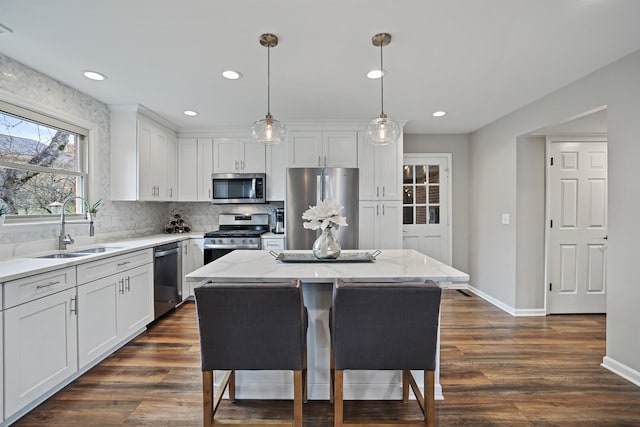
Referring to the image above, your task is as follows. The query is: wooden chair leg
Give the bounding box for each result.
[334,370,344,427]
[293,370,303,427]
[426,370,435,427]
[228,370,236,402]
[202,371,213,427]
[402,370,410,402]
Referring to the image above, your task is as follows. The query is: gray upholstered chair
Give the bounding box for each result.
[330,279,442,427]
[195,280,307,427]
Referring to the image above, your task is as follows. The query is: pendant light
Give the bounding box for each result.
[252,33,286,145]
[365,33,401,146]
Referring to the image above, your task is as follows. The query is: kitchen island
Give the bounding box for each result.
[186,249,469,400]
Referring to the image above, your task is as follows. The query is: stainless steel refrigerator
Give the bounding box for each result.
[286,167,359,250]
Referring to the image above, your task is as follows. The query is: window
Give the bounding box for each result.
[0,101,88,219]
[402,163,440,225]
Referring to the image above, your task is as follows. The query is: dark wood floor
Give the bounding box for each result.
[14,290,640,426]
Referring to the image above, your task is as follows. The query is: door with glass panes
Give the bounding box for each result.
[402,154,450,264]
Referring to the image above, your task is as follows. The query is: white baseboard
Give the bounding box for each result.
[602,356,640,387]
[466,286,545,317]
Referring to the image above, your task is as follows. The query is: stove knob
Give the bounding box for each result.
[230,238,235,244]
[218,239,223,244]
[242,239,247,244]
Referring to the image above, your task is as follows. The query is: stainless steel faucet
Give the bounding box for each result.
[59,196,94,250]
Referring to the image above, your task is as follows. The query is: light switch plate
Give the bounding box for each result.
[502,213,510,225]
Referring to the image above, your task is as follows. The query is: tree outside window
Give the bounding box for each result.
[0,108,87,216]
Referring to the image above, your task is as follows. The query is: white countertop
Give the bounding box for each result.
[186,249,469,283]
[0,233,203,283]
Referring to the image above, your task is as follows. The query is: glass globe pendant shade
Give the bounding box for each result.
[252,114,286,145]
[365,113,401,146]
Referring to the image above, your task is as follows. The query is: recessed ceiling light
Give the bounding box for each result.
[432,111,447,117]
[222,70,242,80]
[82,70,106,81]
[367,69,385,79]
[183,110,198,117]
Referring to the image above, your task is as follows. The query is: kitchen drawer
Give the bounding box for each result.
[77,249,153,285]
[4,266,76,309]
[262,238,284,250]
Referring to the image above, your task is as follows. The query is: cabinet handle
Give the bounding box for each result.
[117,261,130,267]
[377,186,379,198]
[70,296,77,315]
[240,160,244,170]
[208,189,211,198]
[235,160,239,170]
[170,187,173,198]
[376,204,379,216]
[119,278,125,294]
[383,204,385,215]
[382,186,385,197]
[126,276,131,292]
[37,280,59,289]
[318,156,321,167]
[324,156,327,166]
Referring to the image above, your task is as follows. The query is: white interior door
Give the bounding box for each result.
[402,154,451,264]
[548,139,607,313]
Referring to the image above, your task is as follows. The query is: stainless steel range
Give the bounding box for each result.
[203,213,270,264]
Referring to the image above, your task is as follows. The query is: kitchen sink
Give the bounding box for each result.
[72,246,123,254]
[36,252,88,259]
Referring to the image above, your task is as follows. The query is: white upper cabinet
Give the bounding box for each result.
[110,106,178,201]
[213,137,266,174]
[288,131,358,168]
[357,131,403,201]
[178,138,213,201]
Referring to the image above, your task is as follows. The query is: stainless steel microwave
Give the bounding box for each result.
[211,173,266,204]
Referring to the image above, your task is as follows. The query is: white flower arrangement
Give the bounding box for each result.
[302,199,348,231]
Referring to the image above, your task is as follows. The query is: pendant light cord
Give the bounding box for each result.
[379,41,385,116]
[267,44,271,116]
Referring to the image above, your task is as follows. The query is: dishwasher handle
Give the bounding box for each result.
[154,247,180,257]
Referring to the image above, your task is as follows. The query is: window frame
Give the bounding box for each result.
[0,98,93,225]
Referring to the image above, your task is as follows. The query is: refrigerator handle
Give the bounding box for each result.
[316,174,322,204]
[324,174,331,201]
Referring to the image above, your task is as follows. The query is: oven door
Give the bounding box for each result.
[211,173,265,204]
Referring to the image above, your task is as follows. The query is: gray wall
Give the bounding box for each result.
[469,49,640,375]
[515,136,545,309]
[404,134,469,273]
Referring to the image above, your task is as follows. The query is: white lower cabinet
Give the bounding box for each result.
[3,286,78,418]
[359,201,403,249]
[77,262,153,368]
[181,238,204,299]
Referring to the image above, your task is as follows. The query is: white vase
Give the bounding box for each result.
[312,226,341,259]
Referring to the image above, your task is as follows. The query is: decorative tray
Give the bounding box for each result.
[270,250,380,263]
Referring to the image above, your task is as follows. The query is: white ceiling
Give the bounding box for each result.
[1,0,639,134]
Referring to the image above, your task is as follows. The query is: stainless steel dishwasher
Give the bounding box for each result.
[153,241,182,319]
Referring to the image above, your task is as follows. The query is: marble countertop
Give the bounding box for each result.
[186,249,469,284]
[0,232,203,283]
